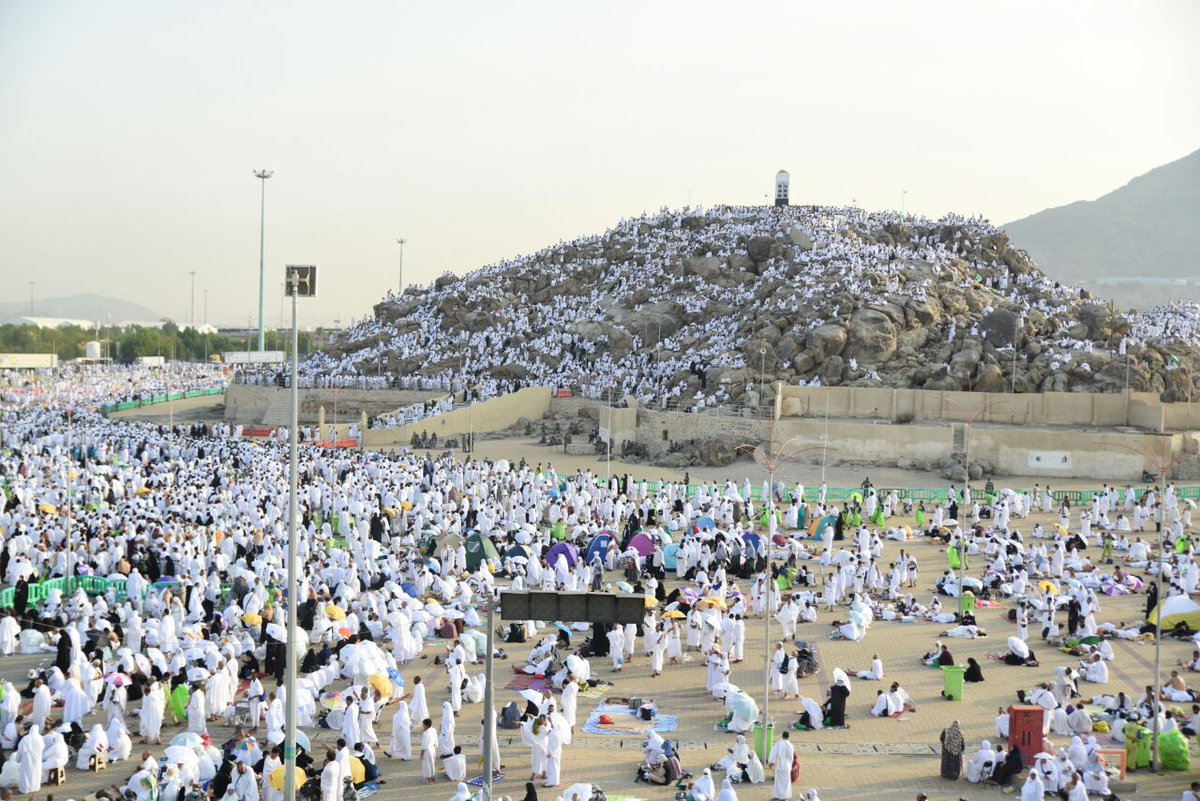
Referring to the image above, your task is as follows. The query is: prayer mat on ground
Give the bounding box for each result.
[984,652,1009,663]
[577,681,612,699]
[466,774,504,788]
[582,703,677,736]
[356,782,381,799]
[505,674,548,692]
[511,664,546,676]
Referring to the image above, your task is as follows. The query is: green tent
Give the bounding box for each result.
[465,531,501,570]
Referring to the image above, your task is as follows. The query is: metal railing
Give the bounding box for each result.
[99,386,226,414]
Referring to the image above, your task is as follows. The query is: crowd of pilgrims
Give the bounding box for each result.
[288,205,1199,427]
[1,364,1199,800]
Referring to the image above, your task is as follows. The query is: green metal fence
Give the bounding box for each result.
[585,476,1200,505]
[0,575,221,610]
[100,387,225,415]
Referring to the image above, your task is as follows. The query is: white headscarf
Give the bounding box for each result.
[692,767,715,800]
[449,782,471,801]
[716,776,738,801]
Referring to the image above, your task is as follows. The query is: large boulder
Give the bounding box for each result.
[819,355,845,385]
[1077,304,1114,341]
[905,296,943,327]
[747,236,779,263]
[844,309,898,365]
[977,308,1019,348]
[698,440,738,467]
[923,371,962,391]
[682,256,723,279]
[776,335,801,363]
[491,363,531,381]
[973,362,1006,393]
[789,227,814,250]
[728,254,754,272]
[804,324,847,362]
[741,339,779,374]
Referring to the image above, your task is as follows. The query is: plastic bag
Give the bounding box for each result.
[1160,729,1190,771]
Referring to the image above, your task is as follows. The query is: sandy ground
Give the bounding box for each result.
[56,397,1195,801]
[3,500,1195,801]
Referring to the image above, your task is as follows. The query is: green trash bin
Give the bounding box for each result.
[940,666,967,700]
[753,722,775,761]
[1125,724,1151,769]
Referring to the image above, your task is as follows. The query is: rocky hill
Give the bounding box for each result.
[1004,149,1200,307]
[313,205,1200,405]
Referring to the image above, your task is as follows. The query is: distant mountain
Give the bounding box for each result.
[1003,149,1200,308]
[0,293,164,326]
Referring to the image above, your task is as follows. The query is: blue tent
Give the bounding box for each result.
[813,515,837,540]
[400,582,418,597]
[663,543,681,570]
[695,516,717,532]
[742,533,762,556]
[504,544,533,561]
[585,533,614,565]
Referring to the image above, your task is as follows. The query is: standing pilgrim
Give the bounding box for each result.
[767,730,795,801]
[187,685,207,734]
[420,718,437,783]
[940,720,965,780]
[17,723,44,793]
[389,695,412,759]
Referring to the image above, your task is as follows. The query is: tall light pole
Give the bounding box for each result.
[821,392,830,485]
[29,282,34,316]
[1107,438,1188,770]
[759,346,767,416]
[189,271,197,330]
[254,169,274,351]
[64,407,74,590]
[282,264,315,801]
[942,395,1006,614]
[739,429,830,760]
[204,290,209,326]
[396,238,407,295]
[605,387,612,483]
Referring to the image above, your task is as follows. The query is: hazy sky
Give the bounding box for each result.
[1,1,1197,328]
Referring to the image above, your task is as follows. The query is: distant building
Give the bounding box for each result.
[18,316,99,329]
[775,170,790,207]
[17,316,167,330]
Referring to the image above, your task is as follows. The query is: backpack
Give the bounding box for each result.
[779,655,790,674]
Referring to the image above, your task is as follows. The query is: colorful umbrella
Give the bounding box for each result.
[270,766,307,790]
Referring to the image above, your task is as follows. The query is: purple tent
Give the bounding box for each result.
[546,542,579,568]
[628,532,655,557]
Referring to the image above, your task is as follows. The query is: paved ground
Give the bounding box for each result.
[7,450,1197,800]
